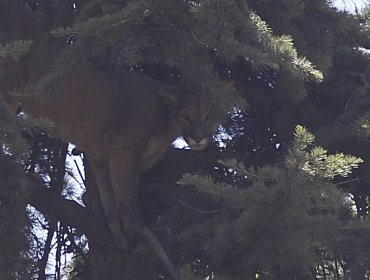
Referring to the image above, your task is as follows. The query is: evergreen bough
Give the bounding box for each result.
[177,126,368,279]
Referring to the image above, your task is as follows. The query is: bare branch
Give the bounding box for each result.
[178,200,227,214]
[17,171,115,250]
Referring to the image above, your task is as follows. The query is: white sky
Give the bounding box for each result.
[332,0,368,13]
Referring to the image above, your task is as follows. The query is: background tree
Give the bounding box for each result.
[0,0,369,279]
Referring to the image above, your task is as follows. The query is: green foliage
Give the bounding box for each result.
[353,111,370,141]
[40,0,323,105]
[52,0,149,37]
[248,13,323,82]
[177,126,367,278]
[0,98,28,159]
[289,125,363,178]
[0,94,35,279]
[0,1,369,279]
[0,157,34,280]
[0,40,32,61]
[63,256,86,280]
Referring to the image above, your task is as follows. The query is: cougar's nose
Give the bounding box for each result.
[192,136,205,143]
[186,137,208,151]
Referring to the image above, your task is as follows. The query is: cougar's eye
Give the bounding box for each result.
[179,113,191,123]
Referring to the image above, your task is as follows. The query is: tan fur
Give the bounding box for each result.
[0,3,223,278]
[5,63,220,250]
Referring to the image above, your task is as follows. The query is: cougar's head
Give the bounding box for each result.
[159,88,222,151]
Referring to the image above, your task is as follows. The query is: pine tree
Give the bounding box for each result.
[176,125,366,279]
[0,0,369,279]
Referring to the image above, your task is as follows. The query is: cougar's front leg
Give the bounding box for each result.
[88,159,128,249]
[106,135,180,280]
[107,136,142,229]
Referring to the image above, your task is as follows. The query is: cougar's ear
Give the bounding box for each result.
[158,88,180,106]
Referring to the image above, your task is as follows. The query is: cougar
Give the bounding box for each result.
[0,2,230,278]
[4,61,223,278]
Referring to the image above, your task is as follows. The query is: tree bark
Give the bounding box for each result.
[15,160,128,279]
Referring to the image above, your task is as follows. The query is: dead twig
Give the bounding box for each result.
[178,199,227,214]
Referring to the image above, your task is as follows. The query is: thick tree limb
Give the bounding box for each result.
[16,167,181,279]
[16,171,115,250]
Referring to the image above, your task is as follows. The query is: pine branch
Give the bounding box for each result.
[229,168,297,260]
[51,0,149,37]
[218,158,248,177]
[289,125,363,179]
[0,40,32,61]
[248,12,323,82]
[177,174,245,207]
[52,14,134,37]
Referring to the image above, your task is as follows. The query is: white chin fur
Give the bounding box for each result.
[189,144,207,151]
[186,137,208,151]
